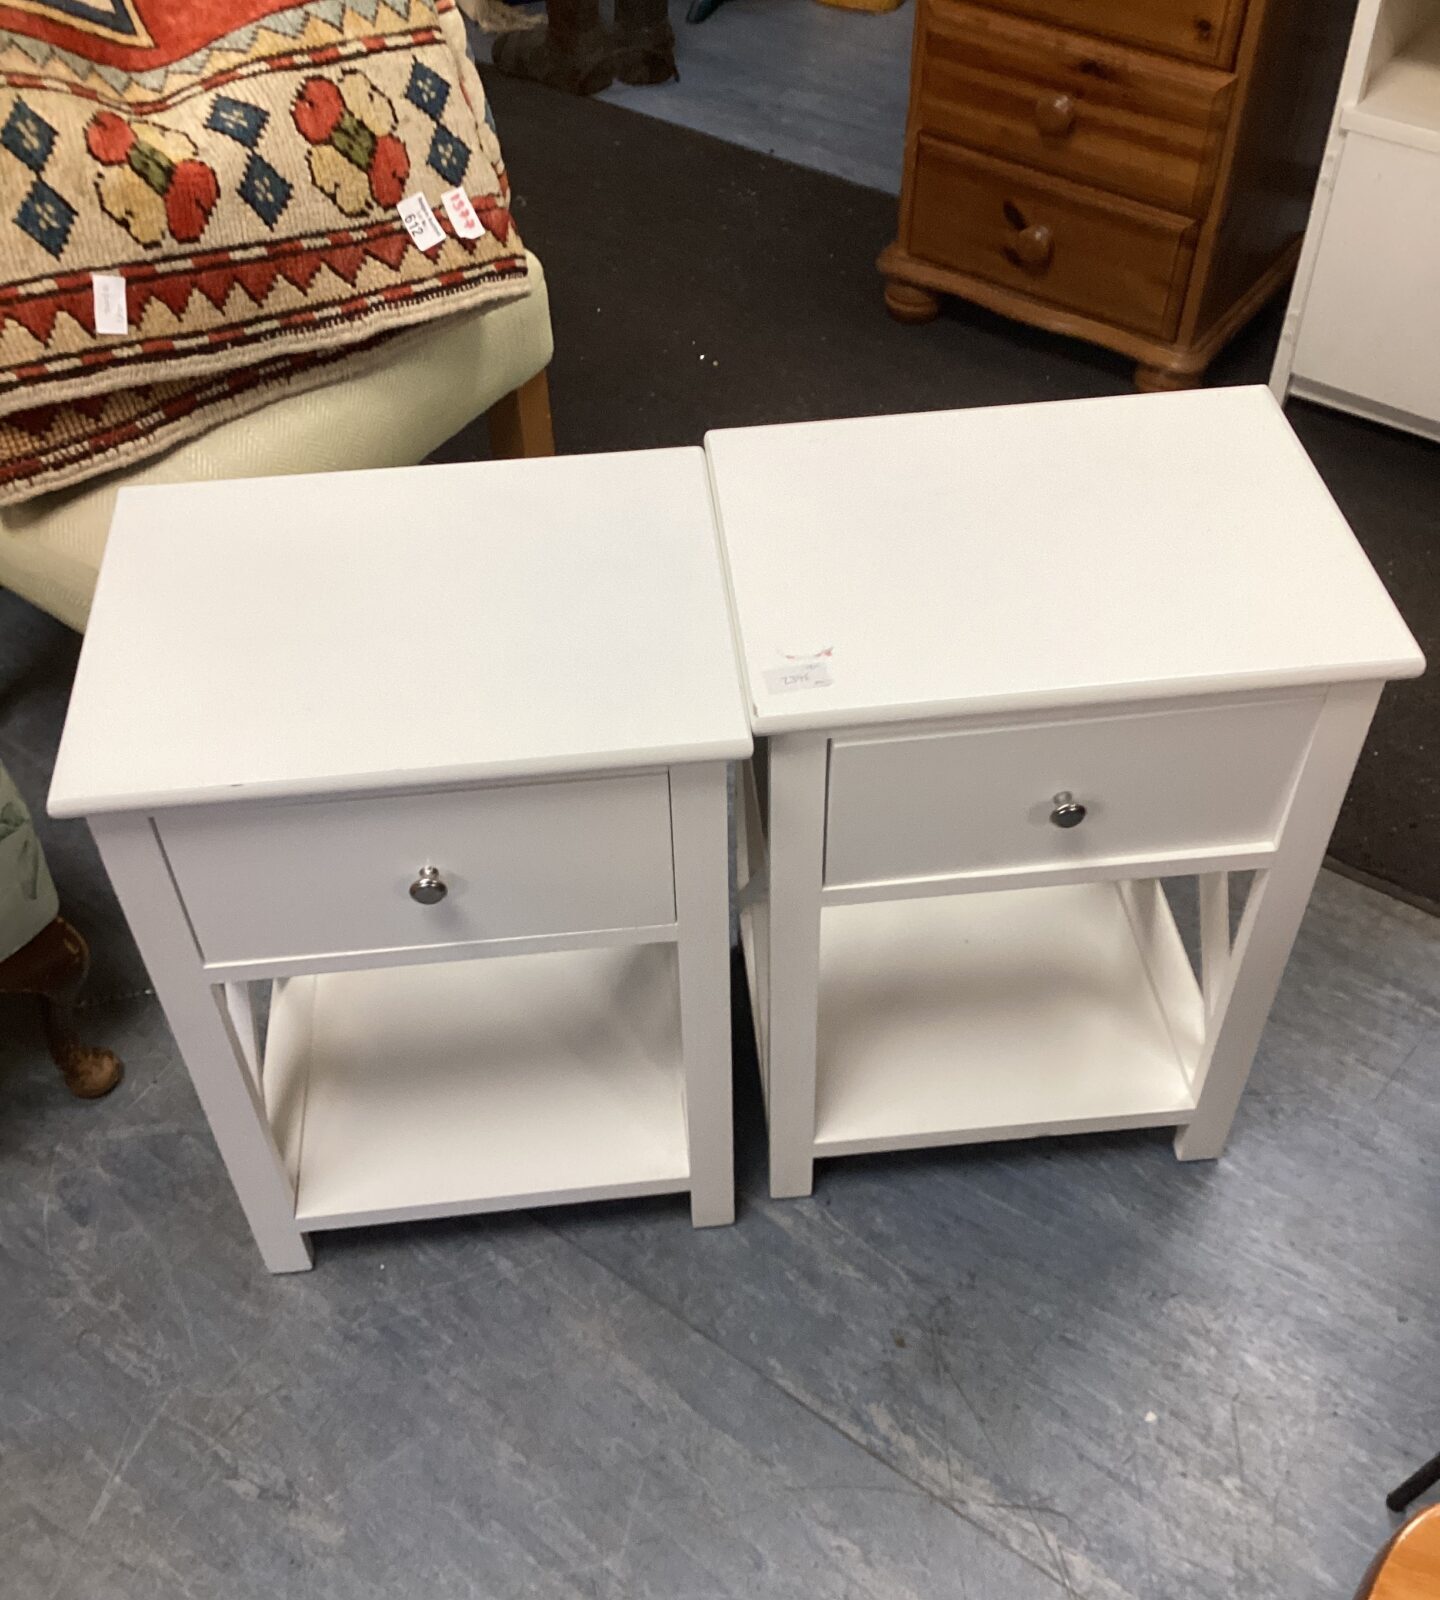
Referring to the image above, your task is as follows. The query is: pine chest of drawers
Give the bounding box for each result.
[880,0,1352,388]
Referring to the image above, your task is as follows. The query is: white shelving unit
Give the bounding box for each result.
[1271,0,1440,440]
[1342,10,1440,148]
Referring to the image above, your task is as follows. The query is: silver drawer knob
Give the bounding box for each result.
[409,865,447,905]
[1049,791,1087,829]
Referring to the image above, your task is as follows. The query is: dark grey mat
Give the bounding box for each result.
[444,73,1439,907]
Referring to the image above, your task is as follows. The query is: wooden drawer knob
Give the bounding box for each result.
[1007,221,1053,272]
[1034,93,1075,137]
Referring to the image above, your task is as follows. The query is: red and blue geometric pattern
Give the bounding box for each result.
[0,0,528,502]
[3,98,76,257]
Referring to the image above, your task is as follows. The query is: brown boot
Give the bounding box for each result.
[491,0,615,95]
[612,0,676,84]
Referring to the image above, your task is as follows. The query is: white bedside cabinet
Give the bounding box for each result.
[50,451,751,1272]
[706,388,1424,1199]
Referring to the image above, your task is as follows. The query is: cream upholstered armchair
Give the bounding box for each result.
[0,254,553,632]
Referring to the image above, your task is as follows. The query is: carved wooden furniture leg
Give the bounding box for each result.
[0,917,122,1098]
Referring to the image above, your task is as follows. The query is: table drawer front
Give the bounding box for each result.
[159,775,676,967]
[905,138,1197,339]
[982,0,1245,67]
[919,2,1233,216]
[824,698,1319,887]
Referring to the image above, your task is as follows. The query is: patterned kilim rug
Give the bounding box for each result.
[0,0,529,503]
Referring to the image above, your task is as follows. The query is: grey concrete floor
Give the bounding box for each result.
[601,0,913,193]
[476,0,915,193]
[3,587,1439,1598]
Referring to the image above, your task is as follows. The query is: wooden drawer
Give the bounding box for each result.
[823,697,1319,888]
[905,137,1196,338]
[983,0,1246,67]
[918,1,1233,216]
[157,775,676,967]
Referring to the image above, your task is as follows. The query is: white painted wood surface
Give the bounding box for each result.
[705,389,1423,738]
[763,736,827,1199]
[823,695,1318,888]
[1199,871,1231,1018]
[812,882,1202,1156]
[716,399,1421,1193]
[62,449,749,1268]
[90,814,313,1273]
[745,682,1402,1184]
[260,944,691,1229]
[1342,5,1440,150]
[158,774,676,966]
[1271,0,1440,438]
[1289,136,1440,432]
[819,841,1277,907]
[49,448,750,817]
[670,763,736,1226]
[1177,683,1384,1159]
[199,921,681,986]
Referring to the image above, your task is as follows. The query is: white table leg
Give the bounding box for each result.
[765,734,828,1199]
[91,814,313,1272]
[671,762,735,1227]
[1177,682,1382,1161]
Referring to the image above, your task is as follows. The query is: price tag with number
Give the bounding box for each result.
[763,649,835,695]
[397,192,445,252]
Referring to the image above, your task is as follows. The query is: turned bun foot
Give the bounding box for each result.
[884,281,941,325]
[1135,362,1203,393]
[49,1037,124,1098]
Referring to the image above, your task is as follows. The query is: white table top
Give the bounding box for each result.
[705,387,1424,735]
[51,449,751,816]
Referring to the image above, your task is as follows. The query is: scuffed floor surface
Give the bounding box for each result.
[2,571,1438,1599]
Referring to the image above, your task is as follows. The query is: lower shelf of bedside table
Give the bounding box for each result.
[261,943,690,1229]
[765,880,1204,1157]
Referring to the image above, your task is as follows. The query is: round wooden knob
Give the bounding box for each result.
[1034,93,1075,137]
[1011,223,1053,270]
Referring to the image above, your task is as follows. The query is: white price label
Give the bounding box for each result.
[763,653,834,695]
[397,192,445,253]
[440,186,485,240]
[91,272,128,335]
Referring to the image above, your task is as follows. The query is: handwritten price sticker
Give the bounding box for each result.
[440,187,486,240]
[762,650,835,695]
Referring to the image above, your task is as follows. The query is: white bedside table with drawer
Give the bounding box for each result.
[707,388,1424,1199]
[50,450,751,1272]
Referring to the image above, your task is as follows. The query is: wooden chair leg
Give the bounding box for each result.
[485,370,556,459]
[0,917,123,1098]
